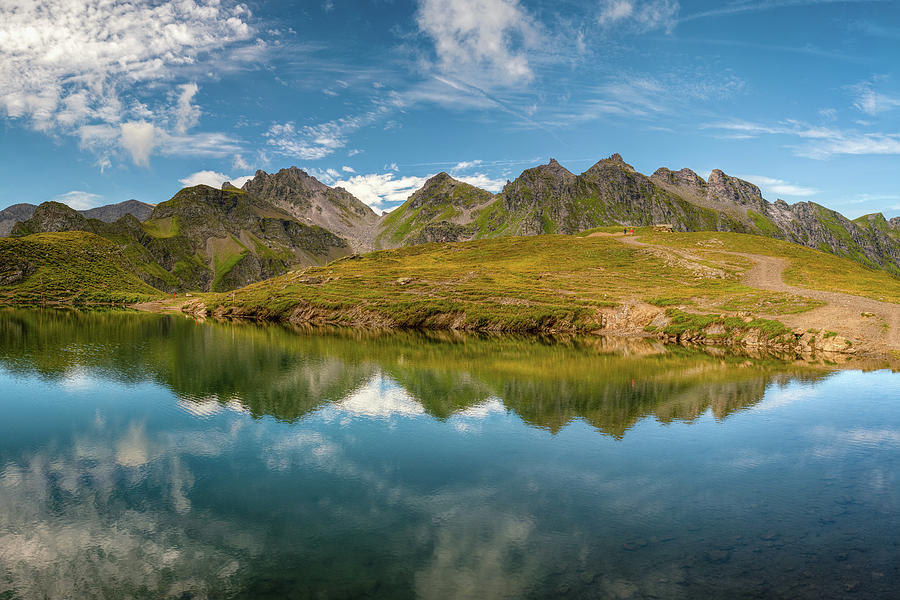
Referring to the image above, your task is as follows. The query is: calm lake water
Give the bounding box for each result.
[0,310,899,599]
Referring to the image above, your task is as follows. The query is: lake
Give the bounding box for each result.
[0,309,898,599]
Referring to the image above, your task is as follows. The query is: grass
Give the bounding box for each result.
[747,209,781,237]
[0,232,162,305]
[142,216,179,238]
[662,309,792,340]
[210,236,249,292]
[639,230,900,304]
[197,232,867,334]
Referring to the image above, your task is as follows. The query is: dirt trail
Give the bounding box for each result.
[596,232,899,353]
[731,252,900,351]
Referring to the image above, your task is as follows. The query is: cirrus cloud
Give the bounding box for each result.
[737,175,817,198]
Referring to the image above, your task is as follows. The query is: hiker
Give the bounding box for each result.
[623,227,627,235]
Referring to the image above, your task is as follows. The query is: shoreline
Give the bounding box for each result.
[149,296,898,366]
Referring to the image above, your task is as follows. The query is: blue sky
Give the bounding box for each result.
[2,0,899,218]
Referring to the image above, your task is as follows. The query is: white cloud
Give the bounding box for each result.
[174,83,201,133]
[232,154,251,171]
[416,0,539,87]
[179,170,254,188]
[332,173,432,210]
[819,108,838,121]
[448,159,505,190]
[341,165,355,173]
[231,175,255,188]
[598,0,680,32]
[0,0,255,165]
[546,70,744,127]
[120,121,157,167]
[332,167,504,210]
[705,120,900,159]
[158,131,243,158]
[265,108,388,160]
[451,160,483,171]
[599,0,635,24]
[53,191,104,210]
[738,175,817,197]
[456,173,506,192]
[849,81,900,116]
[679,0,855,22]
[179,171,231,188]
[335,375,425,419]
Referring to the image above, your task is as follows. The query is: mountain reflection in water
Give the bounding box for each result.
[0,309,832,437]
[1,309,898,600]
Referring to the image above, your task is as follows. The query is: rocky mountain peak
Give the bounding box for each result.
[11,201,90,237]
[539,158,575,178]
[80,199,154,223]
[222,182,239,191]
[584,153,636,175]
[425,172,454,186]
[651,167,706,191]
[706,169,765,210]
[0,203,38,237]
[605,153,635,171]
[240,165,376,253]
[405,172,492,213]
[243,167,329,195]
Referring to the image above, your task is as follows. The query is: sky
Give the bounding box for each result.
[1,0,900,218]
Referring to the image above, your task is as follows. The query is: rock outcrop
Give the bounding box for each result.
[242,167,379,251]
[0,203,37,237]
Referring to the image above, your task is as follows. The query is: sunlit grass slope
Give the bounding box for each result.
[0,232,163,304]
[203,230,896,331]
[639,230,900,304]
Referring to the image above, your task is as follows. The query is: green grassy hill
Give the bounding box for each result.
[0,232,163,305]
[199,230,897,333]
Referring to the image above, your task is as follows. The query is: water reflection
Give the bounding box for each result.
[0,310,898,599]
[0,309,838,436]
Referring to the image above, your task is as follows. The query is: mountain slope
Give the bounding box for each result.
[242,167,379,251]
[374,155,899,274]
[10,187,353,292]
[0,200,155,236]
[376,172,495,246]
[143,185,351,291]
[81,199,154,222]
[652,166,900,274]
[0,203,37,237]
[180,230,898,355]
[376,156,751,249]
[0,231,161,304]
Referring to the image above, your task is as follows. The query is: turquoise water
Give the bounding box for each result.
[0,310,898,599]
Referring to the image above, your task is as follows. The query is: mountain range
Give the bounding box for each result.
[0,199,154,237]
[2,155,898,292]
